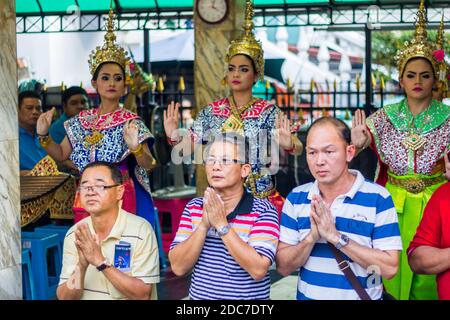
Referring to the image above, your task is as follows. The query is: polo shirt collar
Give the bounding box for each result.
[226,190,254,221]
[19,126,35,137]
[85,209,126,241]
[105,209,127,240]
[60,112,69,121]
[307,169,365,200]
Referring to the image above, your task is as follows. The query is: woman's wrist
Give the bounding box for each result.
[284,135,302,155]
[167,135,182,146]
[284,141,296,154]
[130,143,143,157]
[39,135,53,148]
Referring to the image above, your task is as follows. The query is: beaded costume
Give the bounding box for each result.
[189,1,300,211]
[366,0,450,300]
[68,3,156,227]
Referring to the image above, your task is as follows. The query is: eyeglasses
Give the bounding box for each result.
[78,184,120,194]
[204,157,243,165]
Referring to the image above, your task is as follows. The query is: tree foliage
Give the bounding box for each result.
[372,30,450,79]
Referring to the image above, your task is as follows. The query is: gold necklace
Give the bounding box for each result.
[401,106,431,152]
[402,122,426,151]
[222,96,258,133]
[84,106,110,147]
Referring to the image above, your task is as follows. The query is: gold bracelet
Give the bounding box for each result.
[39,135,52,148]
[130,143,143,157]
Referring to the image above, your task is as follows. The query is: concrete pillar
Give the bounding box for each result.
[0,0,22,299]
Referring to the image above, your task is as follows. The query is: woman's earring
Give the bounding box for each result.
[221,78,227,86]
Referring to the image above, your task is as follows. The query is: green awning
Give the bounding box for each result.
[16,0,449,16]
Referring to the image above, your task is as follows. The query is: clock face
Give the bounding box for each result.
[196,0,229,24]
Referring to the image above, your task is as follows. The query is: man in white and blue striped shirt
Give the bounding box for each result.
[276,117,402,300]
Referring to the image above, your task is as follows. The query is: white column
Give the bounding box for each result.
[275,27,289,52]
[0,0,22,299]
[339,52,352,82]
[297,26,310,58]
[318,40,330,72]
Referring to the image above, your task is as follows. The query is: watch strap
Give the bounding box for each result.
[96,259,110,271]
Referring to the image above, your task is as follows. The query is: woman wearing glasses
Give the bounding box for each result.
[36,6,157,226]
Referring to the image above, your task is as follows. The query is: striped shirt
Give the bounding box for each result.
[170,191,280,300]
[280,170,402,300]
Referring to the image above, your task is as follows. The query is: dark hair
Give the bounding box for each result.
[62,86,87,104]
[401,57,436,79]
[92,62,125,81]
[306,117,352,145]
[82,161,123,184]
[18,90,41,108]
[204,132,250,164]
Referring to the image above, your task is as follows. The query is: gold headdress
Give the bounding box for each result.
[435,13,449,98]
[225,0,264,81]
[88,1,130,81]
[395,0,438,78]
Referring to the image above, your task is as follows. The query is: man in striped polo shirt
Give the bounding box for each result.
[276,117,402,300]
[169,133,279,300]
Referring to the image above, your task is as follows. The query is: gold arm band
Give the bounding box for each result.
[39,135,53,148]
[130,143,144,158]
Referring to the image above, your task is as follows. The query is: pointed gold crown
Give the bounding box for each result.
[435,13,449,97]
[225,0,264,81]
[88,1,130,77]
[395,0,438,78]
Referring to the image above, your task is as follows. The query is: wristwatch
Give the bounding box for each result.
[96,258,111,272]
[335,233,350,250]
[216,224,231,237]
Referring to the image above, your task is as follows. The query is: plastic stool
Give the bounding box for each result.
[152,207,167,269]
[22,249,36,300]
[154,197,193,253]
[35,225,70,251]
[21,231,62,300]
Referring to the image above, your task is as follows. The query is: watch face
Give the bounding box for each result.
[216,225,230,236]
[196,0,228,24]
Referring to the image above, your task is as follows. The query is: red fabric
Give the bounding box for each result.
[78,108,140,131]
[268,191,285,219]
[367,128,388,186]
[408,182,450,300]
[209,97,274,119]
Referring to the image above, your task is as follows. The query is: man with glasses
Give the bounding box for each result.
[57,161,160,300]
[169,133,280,300]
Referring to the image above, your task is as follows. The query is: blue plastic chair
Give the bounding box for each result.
[35,225,70,251]
[22,249,36,300]
[21,231,62,300]
[153,207,167,269]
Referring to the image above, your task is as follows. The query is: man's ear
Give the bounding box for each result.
[116,184,125,201]
[346,144,356,163]
[241,164,252,180]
